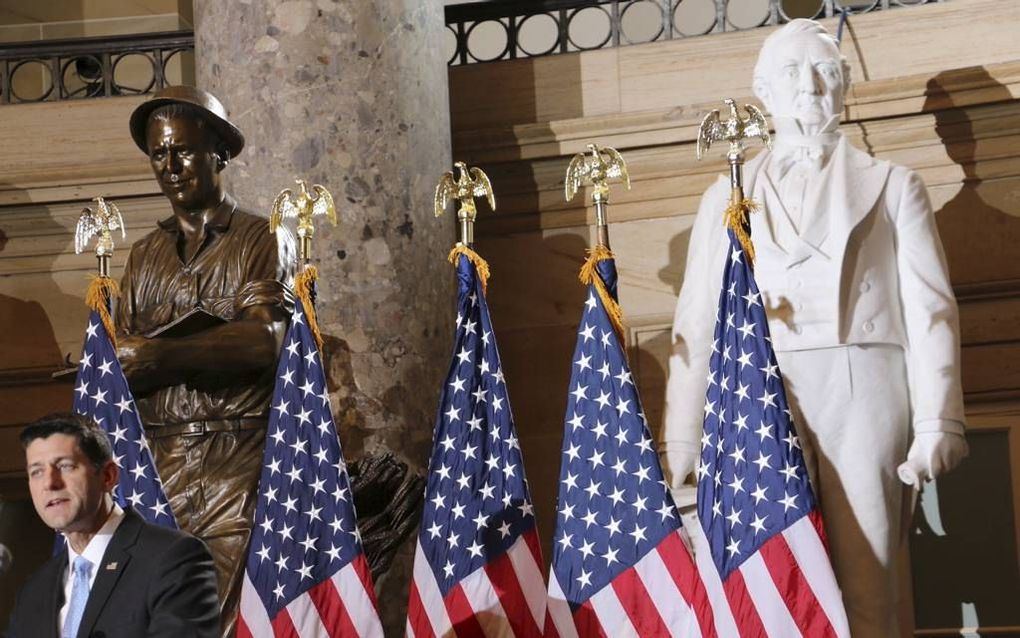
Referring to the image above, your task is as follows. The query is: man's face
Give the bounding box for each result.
[759,34,845,128]
[146,114,223,210]
[26,434,116,534]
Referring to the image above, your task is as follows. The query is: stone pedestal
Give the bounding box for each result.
[194,1,453,632]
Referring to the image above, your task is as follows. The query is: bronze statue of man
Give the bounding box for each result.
[115,85,295,635]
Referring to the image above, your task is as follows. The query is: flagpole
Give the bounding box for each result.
[696,99,771,261]
[564,143,631,338]
[269,178,337,352]
[74,196,125,341]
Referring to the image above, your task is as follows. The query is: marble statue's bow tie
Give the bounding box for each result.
[773,143,826,175]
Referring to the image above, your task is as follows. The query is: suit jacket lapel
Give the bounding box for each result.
[39,551,66,638]
[799,136,891,250]
[76,510,142,638]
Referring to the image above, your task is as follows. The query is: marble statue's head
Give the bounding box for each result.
[129,86,244,210]
[752,19,850,131]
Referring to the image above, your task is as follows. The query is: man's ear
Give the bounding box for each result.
[215,146,230,172]
[101,460,119,493]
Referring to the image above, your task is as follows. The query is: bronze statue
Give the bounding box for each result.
[115,86,295,635]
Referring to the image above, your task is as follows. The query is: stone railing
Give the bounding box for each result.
[0,30,193,104]
[444,0,943,65]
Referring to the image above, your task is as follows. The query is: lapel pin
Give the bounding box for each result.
[105,562,118,571]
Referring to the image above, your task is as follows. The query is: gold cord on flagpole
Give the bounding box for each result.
[448,244,491,295]
[724,196,759,264]
[75,196,126,347]
[84,275,120,348]
[579,244,625,340]
[294,266,325,353]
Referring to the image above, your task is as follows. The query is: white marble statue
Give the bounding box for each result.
[660,19,969,637]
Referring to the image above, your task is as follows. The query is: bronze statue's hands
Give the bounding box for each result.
[897,432,969,489]
[116,335,166,394]
[659,448,699,491]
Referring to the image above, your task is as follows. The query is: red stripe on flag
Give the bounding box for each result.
[808,509,832,552]
[543,614,561,638]
[306,575,358,638]
[236,616,253,638]
[610,567,671,636]
[351,553,381,609]
[270,609,301,638]
[722,568,768,638]
[483,544,543,638]
[444,582,487,637]
[759,526,838,638]
[407,580,437,638]
[571,600,608,638]
[658,531,718,637]
[522,528,544,568]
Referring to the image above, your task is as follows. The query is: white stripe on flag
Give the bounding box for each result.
[459,563,513,636]
[546,572,580,638]
[686,518,740,636]
[588,580,640,637]
[239,574,274,637]
[783,516,851,638]
[285,593,329,638]
[738,551,801,637]
[633,542,697,637]
[505,534,547,630]
[332,561,384,638]
[412,539,454,636]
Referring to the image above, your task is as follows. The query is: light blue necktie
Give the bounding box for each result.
[63,556,92,638]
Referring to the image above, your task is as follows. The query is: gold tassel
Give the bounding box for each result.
[724,198,759,265]
[294,266,325,354]
[85,275,120,348]
[447,244,491,295]
[579,245,625,340]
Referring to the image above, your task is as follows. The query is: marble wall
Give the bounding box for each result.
[192,1,455,632]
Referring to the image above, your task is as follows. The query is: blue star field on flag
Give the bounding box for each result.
[550,257,683,608]
[72,310,176,528]
[418,254,537,594]
[697,229,817,578]
[243,297,368,616]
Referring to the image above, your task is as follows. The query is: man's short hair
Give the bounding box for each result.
[147,103,231,162]
[20,413,113,470]
[753,18,850,87]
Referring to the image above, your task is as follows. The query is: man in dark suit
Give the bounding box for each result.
[6,413,220,638]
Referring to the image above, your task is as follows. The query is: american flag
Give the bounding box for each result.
[407,253,547,638]
[238,298,383,638]
[73,310,176,528]
[692,229,850,636]
[546,256,715,637]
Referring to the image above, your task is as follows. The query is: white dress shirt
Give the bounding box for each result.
[58,504,125,632]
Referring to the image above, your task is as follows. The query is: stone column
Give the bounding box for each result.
[194,1,453,632]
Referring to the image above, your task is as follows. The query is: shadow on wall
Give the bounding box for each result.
[909,66,1020,634]
[925,67,1020,285]
[0,182,89,623]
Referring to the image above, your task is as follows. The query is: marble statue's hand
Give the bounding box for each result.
[897,431,969,489]
[659,448,699,490]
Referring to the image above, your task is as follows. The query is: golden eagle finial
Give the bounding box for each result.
[75,196,125,277]
[564,143,630,204]
[270,178,337,263]
[697,98,771,161]
[435,161,495,246]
